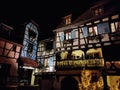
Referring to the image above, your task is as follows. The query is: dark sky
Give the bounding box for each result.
[0,0,101,40]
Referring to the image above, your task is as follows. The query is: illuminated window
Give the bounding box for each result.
[63,14,72,25]
[65,31,71,40]
[65,30,75,40]
[82,27,88,37]
[111,22,120,32]
[111,23,116,32]
[60,30,76,41]
[93,26,98,35]
[66,18,71,25]
[60,32,64,41]
[95,8,103,16]
[97,22,110,34]
[88,26,98,36]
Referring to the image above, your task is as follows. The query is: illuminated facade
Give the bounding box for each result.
[36,38,56,73]
[52,0,120,90]
[21,21,38,60]
[34,38,56,90]
[17,20,39,85]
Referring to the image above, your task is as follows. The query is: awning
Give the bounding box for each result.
[20,57,38,68]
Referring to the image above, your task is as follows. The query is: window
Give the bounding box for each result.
[89,27,93,36]
[97,22,110,34]
[27,43,33,53]
[94,8,104,16]
[66,18,71,25]
[65,30,76,40]
[111,22,120,32]
[60,32,64,41]
[111,23,116,32]
[82,27,88,37]
[88,26,98,36]
[48,56,54,67]
[60,30,76,41]
[63,14,72,25]
[65,31,71,40]
[29,29,36,41]
[93,26,98,35]
[40,56,44,65]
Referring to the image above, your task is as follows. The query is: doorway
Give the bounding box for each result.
[61,76,78,90]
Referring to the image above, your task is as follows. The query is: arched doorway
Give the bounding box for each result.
[61,76,78,90]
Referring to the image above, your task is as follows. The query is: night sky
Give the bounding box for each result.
[0,0,101,40]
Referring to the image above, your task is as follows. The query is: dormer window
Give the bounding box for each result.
[66,17,71,25]
[94,7,104,16]
[63,14,72,25]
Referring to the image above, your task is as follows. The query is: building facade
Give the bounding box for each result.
[52,0,120,90]
[17,20,39,85]
[0,23,22,85]
[0,20,40,87]
[35,37,56,90]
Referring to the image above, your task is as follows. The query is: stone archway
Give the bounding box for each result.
[61,76,78,90]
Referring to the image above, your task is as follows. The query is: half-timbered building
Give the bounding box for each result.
[53,0,120,90]
[0,23,22,85]
[35,37,56,90]
[16,20,39,85]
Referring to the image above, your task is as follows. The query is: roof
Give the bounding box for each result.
[73,0,120,23]
[20,57,38,68]
[53,0,120,32]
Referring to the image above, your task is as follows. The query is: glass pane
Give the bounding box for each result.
[82,27,88,37]
[97,22,110,34]
[60,32,64,41]
[93,26,98,35]
[71,30,76,39]
[111,23,116,32]
[89,27,93,36]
